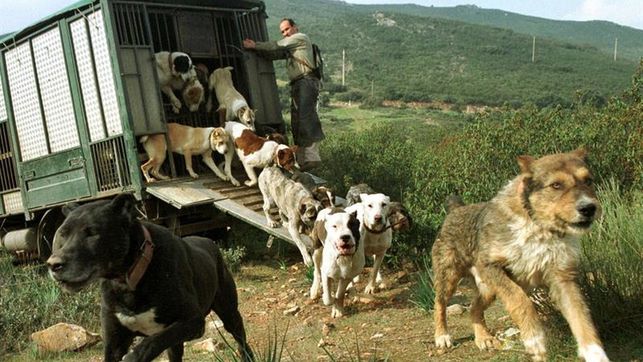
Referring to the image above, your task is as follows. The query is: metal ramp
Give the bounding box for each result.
[145,174,317,249]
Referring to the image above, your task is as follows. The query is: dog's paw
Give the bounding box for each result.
[435,334,453,349]
[188,172,199,179]
[331,305,344,318]
[474,333,501,350]
[579,344,609,362]
[310,285,321,300]
[244,180,257,187]
[120,351,137,362]
[523,335,547,362]
[230,178,240,187]
[171,99,182,113]
[302,253,313,267]
[363,282,378,294]
[267,220,281,228]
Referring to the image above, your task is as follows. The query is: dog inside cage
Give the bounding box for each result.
[112,3,260,180]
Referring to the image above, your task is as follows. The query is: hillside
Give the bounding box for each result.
[354,4,643,62]
[261,0,638,106]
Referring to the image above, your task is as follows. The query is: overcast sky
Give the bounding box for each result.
[1,0,642,35]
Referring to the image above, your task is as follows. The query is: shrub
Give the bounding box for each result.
[334,89,365,102]
[316,65,642,262]
[579,181,643,334]
[409,255,435,312]
[221,246,247,273]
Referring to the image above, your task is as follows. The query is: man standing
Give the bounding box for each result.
[243,18,324,171]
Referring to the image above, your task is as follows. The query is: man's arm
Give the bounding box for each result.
[243,38,289,60]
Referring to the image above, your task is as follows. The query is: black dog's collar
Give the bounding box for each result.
[125,225,155,290]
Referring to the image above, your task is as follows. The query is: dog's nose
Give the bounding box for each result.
[46,255,65,272]
[340,234,352,243]
[577,203,597,218]
[374,215,382,223]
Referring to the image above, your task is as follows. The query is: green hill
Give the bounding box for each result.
[261,0,639,106]
[352,4,643,62]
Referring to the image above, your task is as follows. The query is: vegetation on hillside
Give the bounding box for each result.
[315,61,643,338]
[356,3,643,62]
[261,0,638,107]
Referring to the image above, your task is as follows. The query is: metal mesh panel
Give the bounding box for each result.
[2,191,23,214]
[71,18,105,142]
[0,122,18,191]
[88,10,123,137]
[91,136,131,192]
[0,75,7,121]
[32,28,80,153]
[5,42,48,161]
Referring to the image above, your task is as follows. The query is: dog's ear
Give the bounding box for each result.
[311,219,326,248]
[61,202,81,217]
[173,54,192,74]
[299,200,308,216]
[517,155,535,174]
[572,147,588,161]
[110,193,139,223]
[348,211,361,241]
[359,193,369,203]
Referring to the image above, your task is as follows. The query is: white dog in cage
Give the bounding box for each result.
[154,51,203,113]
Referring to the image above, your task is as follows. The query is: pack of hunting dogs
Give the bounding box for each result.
[44,51,609,361]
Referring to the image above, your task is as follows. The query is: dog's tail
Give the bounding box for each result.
[445,195,465,213]
[139,135,148,144]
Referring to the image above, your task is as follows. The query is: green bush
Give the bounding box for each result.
[579,181,643,334]
[317,65,642,261]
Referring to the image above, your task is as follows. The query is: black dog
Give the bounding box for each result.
[47,193,253,361]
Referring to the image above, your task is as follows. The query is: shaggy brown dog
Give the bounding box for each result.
[431,149,608,362]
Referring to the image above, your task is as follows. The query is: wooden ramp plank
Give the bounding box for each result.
[212,198,313,250]
[145,177,228,209]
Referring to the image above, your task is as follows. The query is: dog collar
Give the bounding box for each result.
[126,225,155,290]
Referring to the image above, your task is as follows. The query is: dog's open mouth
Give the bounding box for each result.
[336,243,355,256]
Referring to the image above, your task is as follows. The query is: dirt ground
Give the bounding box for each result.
[189,254,535,362]
[9,250,636,362]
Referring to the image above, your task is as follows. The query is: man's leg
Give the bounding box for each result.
[291,78,324,169]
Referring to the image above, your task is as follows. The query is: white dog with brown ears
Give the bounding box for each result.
[258,166,322,266]
[155,51,203,114]
[310,207,364,318]
[139,123,230,182]
[207,66,255,130]
[223,121,298,187]
[345,193,392,294]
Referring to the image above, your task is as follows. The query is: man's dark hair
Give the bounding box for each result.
[280,18,296,26]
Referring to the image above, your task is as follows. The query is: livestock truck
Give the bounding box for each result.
[0,0,310,262]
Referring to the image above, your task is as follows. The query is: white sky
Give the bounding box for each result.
[0,0,642,35]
